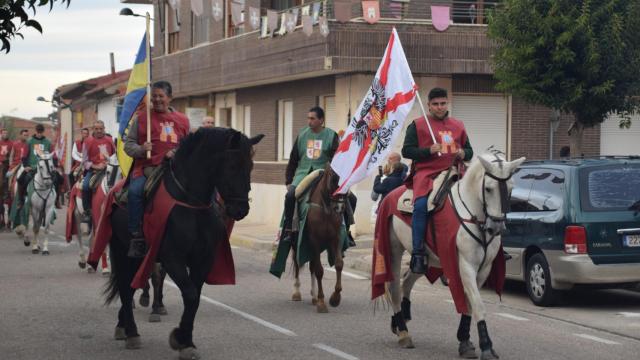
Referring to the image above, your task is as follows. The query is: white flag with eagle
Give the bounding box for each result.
[331,27,417,194]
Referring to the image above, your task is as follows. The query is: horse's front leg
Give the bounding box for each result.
[164,259,201,360]
[76,211,87,269]
[41,222,50,256]
[291,243,302,301]
[328,234,343,308]
[310,254,327,313]
[458,257,499,360]
[149,263,168,322]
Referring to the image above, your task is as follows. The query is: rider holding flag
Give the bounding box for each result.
[403,88,474,274]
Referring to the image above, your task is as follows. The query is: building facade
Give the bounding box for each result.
[138,0,636,234]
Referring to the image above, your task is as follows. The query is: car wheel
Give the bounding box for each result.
[525,253,559,307]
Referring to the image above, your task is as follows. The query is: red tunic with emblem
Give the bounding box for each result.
[10,140,28,169]
[86,136,115,166]
[132,110,190,178]
[407,115,468,200]
[0,140,13,163]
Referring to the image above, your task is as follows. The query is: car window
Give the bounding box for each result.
[580,164,640,211]
[509,167,535,212]
[523,169,565,212]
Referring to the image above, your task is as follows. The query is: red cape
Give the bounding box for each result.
[371,185,505,314]
[88,179,236,289]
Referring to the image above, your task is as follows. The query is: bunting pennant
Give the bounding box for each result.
[285,12,296,33]
[362,1,380,24]
[312,2,321,24]
[302,5,310,16]
[191,0,204,17]
[277,13,287,35]
[331,28,417,194]
[212,0,223,22]
[231,1,243,26]
[319,16,329,37]
[167,0,178,9]
[249,7,260,30]
[260,15,270,37]
[431,6,451,31]
[267,10,278,32]
[302,15,313,36]
[334,1,352,23]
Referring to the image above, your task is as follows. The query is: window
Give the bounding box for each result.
[278,100,294,160]
[319,95,337,125]
[509,168,535,213]
[166,4,180,54]
[218,108,232,128]
[580,164,640,211]
[192,11,210,46]
[236,105,251,135]
[525,169,565,212]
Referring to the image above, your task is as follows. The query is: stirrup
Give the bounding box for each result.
[410,253,428,274]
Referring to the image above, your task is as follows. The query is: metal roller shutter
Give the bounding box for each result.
[451,95,508,155]
[600,113,640,156]
[322,95,337,125]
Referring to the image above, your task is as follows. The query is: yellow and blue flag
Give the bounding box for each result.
[117,33,149,177]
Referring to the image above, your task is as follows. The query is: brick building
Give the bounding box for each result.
[0,116,54,139]
[130,0,637,233]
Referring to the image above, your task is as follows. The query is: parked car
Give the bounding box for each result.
[503,157,640,306]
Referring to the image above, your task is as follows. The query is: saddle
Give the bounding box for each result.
[397,167,459,214]
[88,170,106,190]
[294,169,324,199]
[114,165,166,206]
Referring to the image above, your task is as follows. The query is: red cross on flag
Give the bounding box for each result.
[331,28,417,194]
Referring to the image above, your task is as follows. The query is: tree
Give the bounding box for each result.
[488,0,640,156]
[1,0,71,53]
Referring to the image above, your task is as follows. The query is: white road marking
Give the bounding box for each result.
[574,333,621,345]
[618,312,640,318]
[445,299,455,304]
[324,267,367,280]
[496,313,529,321]
[313,343,359,360]
[165,281,297,337]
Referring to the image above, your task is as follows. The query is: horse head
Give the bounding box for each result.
[104,153,121,190]
[474,151,526,236]
[36,152,55,185]
[213,129,264,221]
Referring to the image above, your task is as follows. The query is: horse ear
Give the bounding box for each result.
[478,155,494,172]
[249,134,265,145]
[508,157,526,172]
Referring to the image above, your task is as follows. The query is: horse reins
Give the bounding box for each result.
[33,157,56,227]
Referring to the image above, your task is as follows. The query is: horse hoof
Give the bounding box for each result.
[139,294,150,307]
[169,328,181,350]
[291,292,302,301]
[148,313,161,323]
[114,326,126,340]
[102,269,111,277]
[459,340,478,359]
[153,306,168,315]
[398,331,415,349]
[31,248,39,254]
[311,298,318,306]
[78,261,87,269]
[87,267,96,274]
[179,347,200,360]
[125,336,142,349]
[480,349,499,360]
[23,240,30,246]
[316,302,328,313]
[42,250,49,256]
[329,292,341,307]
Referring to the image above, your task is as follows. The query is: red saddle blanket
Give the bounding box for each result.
[371,185,505,314]
[88,179,236,289]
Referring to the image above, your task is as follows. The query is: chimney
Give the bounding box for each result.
[110,52,116,75]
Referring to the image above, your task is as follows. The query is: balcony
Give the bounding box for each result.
[153,0,496,97]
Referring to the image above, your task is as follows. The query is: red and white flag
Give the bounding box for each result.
[331,28,417,194]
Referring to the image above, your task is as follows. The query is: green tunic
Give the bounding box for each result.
[290,127,338,186]
[25,136,52,168]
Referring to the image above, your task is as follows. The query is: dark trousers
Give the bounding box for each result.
[127,175,147,233]
[283,185,297,232]
[82,170,93,212]
[412,196,429,253]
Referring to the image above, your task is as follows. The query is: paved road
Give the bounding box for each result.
[1,209,640,359]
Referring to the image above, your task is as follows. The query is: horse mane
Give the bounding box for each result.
[462,156,485,185]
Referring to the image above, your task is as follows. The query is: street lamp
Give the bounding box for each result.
[119,7,153,20]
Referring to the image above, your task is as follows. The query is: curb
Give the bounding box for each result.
[229,233,274,252]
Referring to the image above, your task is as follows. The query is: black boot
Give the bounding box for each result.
[410,250,428,274]
[347,232,356,247]
[128,231,147,258]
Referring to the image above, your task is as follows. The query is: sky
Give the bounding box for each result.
[0,0,154,120]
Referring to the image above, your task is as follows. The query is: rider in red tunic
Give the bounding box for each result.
[402,88,474,274]
[124,81,190,258]
[81,121,115,223]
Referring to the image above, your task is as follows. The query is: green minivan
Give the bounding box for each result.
[503,157,640,306]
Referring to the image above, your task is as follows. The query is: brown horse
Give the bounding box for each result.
[291,165,348,313]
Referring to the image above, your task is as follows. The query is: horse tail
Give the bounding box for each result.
[103,245,120,305]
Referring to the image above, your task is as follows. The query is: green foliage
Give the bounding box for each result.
[488,0,640,128]
[0,0,71,53]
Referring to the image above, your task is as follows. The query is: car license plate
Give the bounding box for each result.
[623,234,640,247]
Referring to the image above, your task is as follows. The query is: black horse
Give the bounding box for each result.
[104,127,263,359]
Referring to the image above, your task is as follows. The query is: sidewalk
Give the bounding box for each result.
[228,221,378,276]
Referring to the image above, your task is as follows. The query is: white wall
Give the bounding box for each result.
[600,113,640,156]
[97,98,118,138]
[60,108,73,173]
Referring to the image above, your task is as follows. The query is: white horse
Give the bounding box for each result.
[72,153,121,272]
[382,152,525,359]
[28,152,58,255]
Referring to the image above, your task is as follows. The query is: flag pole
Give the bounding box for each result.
[415,90,441,156]
[145,12,152,159]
